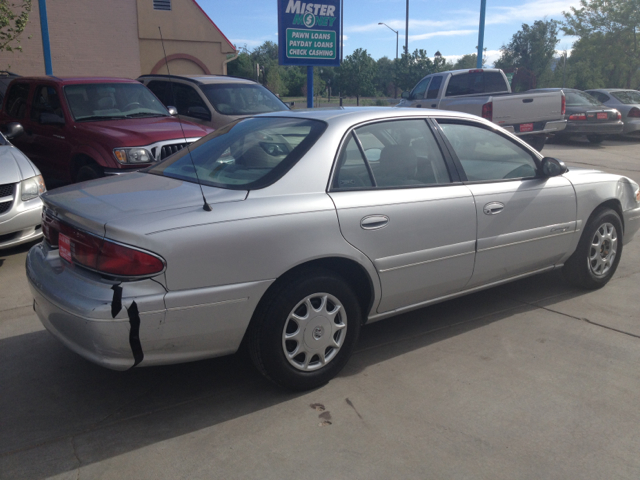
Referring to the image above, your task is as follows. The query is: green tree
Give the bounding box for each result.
[375,56,396,97]
[396,49,434,92]
[495,19,560,89]
[265,65,287,97]
[453,53,486,69]
[227,50,255,80]
[562,0,640,88]
[1,0,32,66]
[337,48,377,105]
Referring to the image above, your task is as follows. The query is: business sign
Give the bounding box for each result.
[278,0,341,66]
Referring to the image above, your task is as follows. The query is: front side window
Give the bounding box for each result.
[438,122,538,181]
[64,83,169,121]
[333,119,451,190]
[200,84,288,115]
[31,85,64,122]
[4,82,30,119]
[169,83,211,120]
[148,117,326,190]
[410,77,431,100]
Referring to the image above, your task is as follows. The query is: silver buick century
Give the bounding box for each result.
[27,108,640,390]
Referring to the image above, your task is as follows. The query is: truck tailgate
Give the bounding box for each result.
[492,91,563,127]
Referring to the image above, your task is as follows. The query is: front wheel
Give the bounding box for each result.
[75,163,104,183]
[563,208,623,289]
[248,269,361,390]
[587,134,604,144]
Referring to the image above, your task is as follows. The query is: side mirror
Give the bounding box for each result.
[541,157,568,177]
[401,91,411,100]
[186,105,211,120]
[40,113,65,125]
[3,122,24,140]
[166,106,178,116]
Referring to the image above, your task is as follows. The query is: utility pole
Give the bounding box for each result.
[476,0,486,68]
[405,0,409,55]
[38,0,53,75]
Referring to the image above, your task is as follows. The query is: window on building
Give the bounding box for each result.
[153,0,171,11]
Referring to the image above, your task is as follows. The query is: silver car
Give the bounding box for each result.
[1,123,46,249]
[26,108,640,390]
[585,89,640,135]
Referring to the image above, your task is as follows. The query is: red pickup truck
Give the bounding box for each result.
[0,77,212,183]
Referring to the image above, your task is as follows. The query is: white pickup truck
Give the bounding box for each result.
[396,68,566,151]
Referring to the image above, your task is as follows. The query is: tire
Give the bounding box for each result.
[248,268,362,391]
[75,163,103,183]
[524,135,546,152]
[587,134,604,144]
[563,208,623,289]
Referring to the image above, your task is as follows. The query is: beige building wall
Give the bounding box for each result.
[1,0,141,77]
[137,0,236,76]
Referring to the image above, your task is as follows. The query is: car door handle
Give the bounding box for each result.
[361,215,389,230]
[522,98,534,103]
[483,202,505,215]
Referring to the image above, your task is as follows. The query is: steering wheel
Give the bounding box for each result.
[124,102,141,110]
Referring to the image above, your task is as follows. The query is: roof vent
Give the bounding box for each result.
[153,0,171,11]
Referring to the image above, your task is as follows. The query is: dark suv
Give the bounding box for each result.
[0,77,212,183]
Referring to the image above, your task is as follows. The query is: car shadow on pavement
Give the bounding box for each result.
[0,268,595,478]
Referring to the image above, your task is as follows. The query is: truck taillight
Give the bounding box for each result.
[569,113,587,121]
[468,69,483,73]
[45,215,164,277]
[561,93,566,115]
[482,101,493,122]
[628,107,640,118]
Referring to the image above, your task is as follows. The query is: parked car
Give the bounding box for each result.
[396,68,567,151]
[530,88,624,143]
[0,77,212,184]
[0,122,46,249]
[26,108,640,390]
[585,89,640,135]
[138,74,290,130]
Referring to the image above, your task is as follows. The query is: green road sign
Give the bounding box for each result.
[285,28,336,60]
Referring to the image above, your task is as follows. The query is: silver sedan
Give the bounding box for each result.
[26,108,640,390]
[585,89,640,135]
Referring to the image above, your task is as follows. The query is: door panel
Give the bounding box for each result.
[330,187,476,312]
[467,176,576,287]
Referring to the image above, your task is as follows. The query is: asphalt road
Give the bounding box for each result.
[1,135,640,479]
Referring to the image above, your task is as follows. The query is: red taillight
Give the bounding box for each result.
[561,94,566,115]
[48,218,164,277]
[468,69,483,73]
[628,107,640,118]
[569,113,587,121]
[616,110,622,120]
[482,101,493,122]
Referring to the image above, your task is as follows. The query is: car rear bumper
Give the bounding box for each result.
[26,242,272,369]
[562,121,624,135]
[622,118,640,134]
[504,119,567,136]
[0,197,43,249]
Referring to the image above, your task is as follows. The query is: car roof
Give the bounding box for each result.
[138,74,258,86]
[586,88,637,93]
[9,76,141,85]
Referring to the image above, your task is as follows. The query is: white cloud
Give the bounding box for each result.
[409,30,476,42]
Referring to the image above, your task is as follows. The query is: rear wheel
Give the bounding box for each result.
[563,208,623,289]
[248,269,361,390]
[524,135,546,152]
[75,163,104,183]
[587,134,604,144]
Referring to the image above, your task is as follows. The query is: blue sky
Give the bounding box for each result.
[199,0,580,65]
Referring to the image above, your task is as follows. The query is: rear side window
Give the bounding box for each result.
[148,117,326,190]
[426,76,443,99]
[445,72,508,97]
[4,82,30,119]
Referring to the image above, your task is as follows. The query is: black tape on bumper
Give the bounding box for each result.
[111,285,123,318]
[127,301,144,368]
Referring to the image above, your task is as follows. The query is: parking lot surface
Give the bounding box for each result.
[1,135,640,479]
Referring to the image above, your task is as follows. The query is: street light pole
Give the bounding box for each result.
[405,0,409,55]
[379,22,399,98]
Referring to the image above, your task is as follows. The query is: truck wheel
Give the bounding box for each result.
[248,268,361,391]
[76,164,104,183]
[587,134,604,144]
[524,135,546,152]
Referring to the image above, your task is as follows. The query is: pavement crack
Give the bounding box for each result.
[517,299,640,340]
[70,436,81,480]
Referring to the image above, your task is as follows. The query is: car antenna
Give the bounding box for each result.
[158,26,212,212]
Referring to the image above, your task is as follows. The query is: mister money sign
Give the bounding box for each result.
[278,0,341,66]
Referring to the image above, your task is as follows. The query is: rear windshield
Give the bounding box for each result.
[147,117,326,190]
[565,91,602,107]
[611,90,640,105]
[445,71,507,96]
[64,83,169,121]
[200,84,289,115]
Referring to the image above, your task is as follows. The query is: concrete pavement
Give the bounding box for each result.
[1,136,639,479]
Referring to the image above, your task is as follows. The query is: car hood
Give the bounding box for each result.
[0,145,38,184]
[74,117,213,147]
[42,172,247,235]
